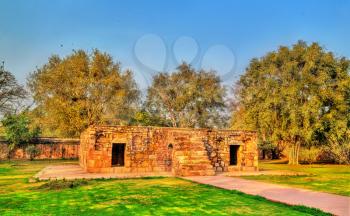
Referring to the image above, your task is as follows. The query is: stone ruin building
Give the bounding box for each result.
[80,125,258,176]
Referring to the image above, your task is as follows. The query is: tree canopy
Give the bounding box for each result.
[0,65,26,114]
[28,49,140,137]
[232,41,350,164]
[144,63,227,128]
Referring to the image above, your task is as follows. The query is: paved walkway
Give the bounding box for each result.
[224,170,307,176]
[184,176,350,216]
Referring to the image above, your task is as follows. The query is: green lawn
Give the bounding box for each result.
[0,160,328,216]
[242,160,350,196]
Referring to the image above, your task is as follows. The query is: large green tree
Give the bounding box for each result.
[28,50,140,137]
[232,41,350,164]
[145,63,227,128]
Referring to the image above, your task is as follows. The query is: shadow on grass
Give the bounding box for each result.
[37,179,89,190]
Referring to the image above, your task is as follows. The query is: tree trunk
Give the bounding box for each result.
[262,150,266,160]
[169,111,177,128]
[288,142,300,165]
[7,147,14,160]
[271,148,280,159]
[171,119,177,127]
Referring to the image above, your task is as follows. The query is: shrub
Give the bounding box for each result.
[324,141,350,164]
[38,179,89,190]
[299,147,321,164]
[1,112,40,159]
[26,145,41,161]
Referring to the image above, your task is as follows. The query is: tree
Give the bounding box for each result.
[318,57,350,164]
[28,50,140,137]
[0,64,27,114]
[145,63,227,128]
[1,112,40,159]
[131,109,172,127]
[232,41,350,164]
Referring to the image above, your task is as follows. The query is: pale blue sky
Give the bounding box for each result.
[1,0,349,89]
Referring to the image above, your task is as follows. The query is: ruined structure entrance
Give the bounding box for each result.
[229,145,239,165]
[112,143,125,166]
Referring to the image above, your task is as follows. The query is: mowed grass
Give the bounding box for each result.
[242,160,350,196]
[0,160,329,216]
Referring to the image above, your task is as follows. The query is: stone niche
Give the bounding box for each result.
[79,126,258,176]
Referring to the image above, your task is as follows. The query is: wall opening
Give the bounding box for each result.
[112,143,125,166]
[229,145,239,165]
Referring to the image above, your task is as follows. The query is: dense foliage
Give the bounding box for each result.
[232,41,350,164]
[27,50,140,137]
[144,63,227,128]
[1,112,40,158]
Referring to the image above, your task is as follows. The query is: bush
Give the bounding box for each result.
[26,145,41,161]
[258,141,285,160]
[324,141,350,164]
[38,179,89,190]
[1,112,40,159]
[299,147,322,164]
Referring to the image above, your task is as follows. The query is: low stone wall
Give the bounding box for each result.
[0,138,80,160]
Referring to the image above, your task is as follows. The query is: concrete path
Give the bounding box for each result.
[183,176,350,216]
[224,170,307,176]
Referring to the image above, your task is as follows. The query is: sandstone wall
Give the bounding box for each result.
[0,138,80,160]
[80,126,174,174]
[204,130,258,172]
[80,126,258,176]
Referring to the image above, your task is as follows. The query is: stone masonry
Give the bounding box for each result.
[80,125,258,176]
